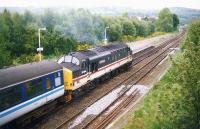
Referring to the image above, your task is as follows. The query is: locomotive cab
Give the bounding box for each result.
[58,55,88,101]
[58,55,88,77]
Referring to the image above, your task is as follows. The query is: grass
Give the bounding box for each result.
[123,64,185,129]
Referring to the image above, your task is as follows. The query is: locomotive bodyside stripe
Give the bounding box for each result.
[73,56,131,81]
[72,56,132,90]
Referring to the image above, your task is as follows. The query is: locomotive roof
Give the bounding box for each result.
[0,60,62,90]
[60,62,80,72]
[71,43,128,60]
[90,43,128,53]
[102,43,128,51]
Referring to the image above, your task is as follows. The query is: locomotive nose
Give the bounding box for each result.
[63,67,73,91]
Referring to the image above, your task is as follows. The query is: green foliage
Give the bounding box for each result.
[13,54,39,65]
[186,19,200,44]
[124,19,200,129]
[135,36,145,41]
[172,14,179,30]
[108,23,123,42]
[0,9,78,67]
[0,8,178,67]
[122,35,135,42]
[156,8,174,32]
[172,19,200,128]
[124,65,186,129]
[0,43,11,68]
[76,43,93,51]
[122,20,136,36]
[134,20,155,37]
[156,8,180,32]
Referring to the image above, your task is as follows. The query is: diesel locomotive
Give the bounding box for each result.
[58,43,133,99]
[0,43,133,126]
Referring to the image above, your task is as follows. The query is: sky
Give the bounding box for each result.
[1,0,200,9]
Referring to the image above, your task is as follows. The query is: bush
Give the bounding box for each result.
[135,36,145,41]
[122,35,135,42]
[76,43,93,51]
[124,19,200,129]
[13,54,40,65]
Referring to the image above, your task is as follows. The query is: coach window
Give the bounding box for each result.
[127,48,130,55]
[119,52,121,59]
[122,49,124,56]
[25,78,43,98]
[58,56,64,63]
[115,54,117,61]
[112,54,115,62]
[121,49,124,57]
[107,56,110,63]
[46,77,52,90]
[55,72,61,87]
[91,62,98,72]
[72,57,80,66]
[124,48,127,56]
[124,48,126,56]
[0,85,22,112]
[81,61,86,69]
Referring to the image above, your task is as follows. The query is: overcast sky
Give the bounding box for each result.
[1,0,200,9]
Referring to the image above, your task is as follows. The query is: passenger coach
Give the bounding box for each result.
[0,61,64,126]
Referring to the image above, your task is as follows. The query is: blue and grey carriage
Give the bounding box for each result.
[0,61,64,126]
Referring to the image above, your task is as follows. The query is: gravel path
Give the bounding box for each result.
[127,33,177,53]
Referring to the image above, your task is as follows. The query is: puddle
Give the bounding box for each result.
[69,85,129,129]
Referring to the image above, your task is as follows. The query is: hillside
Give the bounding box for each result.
[0,7,199,25]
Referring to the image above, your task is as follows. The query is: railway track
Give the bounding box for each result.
[131,34,181,66]
[91,89,140,129]
[78,32,184,129]
[20,35,168,129]
[16,36,159,128]
[13,39,157,129]
[54,31,185,129]
[87,33,184,129]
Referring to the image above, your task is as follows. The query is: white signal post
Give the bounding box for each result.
[37,27,46,61]
[104,26,109,45]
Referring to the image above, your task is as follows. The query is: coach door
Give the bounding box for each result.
[81,60,87,75]
[90,62,98,73]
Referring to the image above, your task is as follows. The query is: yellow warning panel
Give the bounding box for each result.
[63,68,73,90]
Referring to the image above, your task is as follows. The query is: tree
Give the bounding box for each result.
[0,42,11,68]
[0,8,159,67]
[172,14,179,30]
[173,19,200,129]
[156,8,174,32]
[122,20,136,36]
[147,21,156,34]
[41,9,56,31]
[136,21,149,37]
[107,23,123,42]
